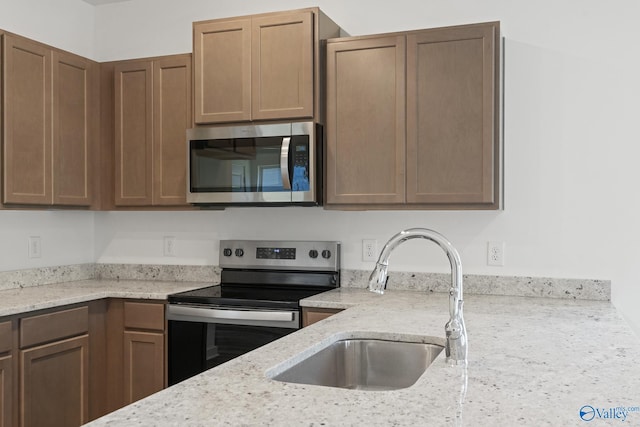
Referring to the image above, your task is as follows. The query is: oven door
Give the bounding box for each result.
[187,122,318,205]
[167,304,300,386]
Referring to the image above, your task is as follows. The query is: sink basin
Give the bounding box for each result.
[271,338,444,391]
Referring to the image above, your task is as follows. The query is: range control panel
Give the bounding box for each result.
[219,240,340,271]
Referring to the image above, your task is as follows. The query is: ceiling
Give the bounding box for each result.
[82,0,132,5]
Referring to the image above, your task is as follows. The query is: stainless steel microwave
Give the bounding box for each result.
[187,122,322,206]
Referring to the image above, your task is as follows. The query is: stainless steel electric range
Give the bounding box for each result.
[166,240,340,385]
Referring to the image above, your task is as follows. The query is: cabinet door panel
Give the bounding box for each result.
[194,19,251,123]
[114,61,153,206]
[0,354,13,427]
[326,36,406,204]
[153,55,191,205]
[124,331,164,404]
[53,51,94,206]
[3,35,52,205]
[406,24,497,204]
[252,11,314,120]
[21,335,89,427]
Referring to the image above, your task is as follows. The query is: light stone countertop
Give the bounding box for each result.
[84,288,640,426]
[0,279,209,317]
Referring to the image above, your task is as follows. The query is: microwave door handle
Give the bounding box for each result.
[280,137,292,190]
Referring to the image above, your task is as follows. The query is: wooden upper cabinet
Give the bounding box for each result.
[153,56,191,205]
[193,8,339,124]
[193,18,251,123]
[2,34,96,207]
[53,51,95,206]
[325,22,500,210]
[114,54,191,207]
[251,11,313,120]
[114,60,153,206]
[326,36,406,205]
[3,35,52,205]
[406,24,498,205]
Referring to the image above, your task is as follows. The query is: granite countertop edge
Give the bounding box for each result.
[0,279,210,318]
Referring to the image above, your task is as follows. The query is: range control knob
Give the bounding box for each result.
[308,249,318,259]
[321,250,331,259]
[223,248,232,257]
[235,248,244,257]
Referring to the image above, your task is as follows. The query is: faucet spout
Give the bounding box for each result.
[367,228,468,365]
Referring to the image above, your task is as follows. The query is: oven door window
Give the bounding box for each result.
[168,321,295,386]
[205,323,292,369]
[190,137,287,193]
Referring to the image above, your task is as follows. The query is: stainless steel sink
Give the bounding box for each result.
[271,338,444,391]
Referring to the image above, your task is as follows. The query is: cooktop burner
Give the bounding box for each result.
[168,284,333,310]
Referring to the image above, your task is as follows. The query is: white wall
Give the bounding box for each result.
[0,1,96,271]
[2,0,640,335]
[0,0,95,58]
[0,211,95,271]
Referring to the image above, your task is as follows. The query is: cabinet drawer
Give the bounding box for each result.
[124,302,164,331]
[0,321,13,353]
[20,306,89,348]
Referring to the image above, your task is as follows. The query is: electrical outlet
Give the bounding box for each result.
[362,239,378,262]
[487,241,505,266]
[28,236,42,259]
[164,236,176,257]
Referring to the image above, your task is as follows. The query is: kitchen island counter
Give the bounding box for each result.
[84,287,640,426]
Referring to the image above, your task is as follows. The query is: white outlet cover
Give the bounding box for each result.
[487,241,505,266]
[362,239,378,262]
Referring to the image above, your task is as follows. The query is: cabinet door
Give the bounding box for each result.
[326,36,406,204]
[123,331,164,404]
[3,35,52,205]
[0,354,13,427]
[406,24,498,205]
[21,335,89,427]
[251,11,314,120]
[0,320,14,427]
[114,60,153,206]
[153,55,191,205]
[52,51,95,206]
[302,308,343,327]
[194,18,251,123]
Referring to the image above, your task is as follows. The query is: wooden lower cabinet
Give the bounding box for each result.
[123,331,164,404]
[0,299,166,425]
[0,319,16,427]
[20,335,89,427]
[0,354,14,427]
[116,300,166,407]
[302,307,343,327]
[18,305,90,427]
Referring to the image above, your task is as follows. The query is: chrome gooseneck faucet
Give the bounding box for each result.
[368,228,468,365]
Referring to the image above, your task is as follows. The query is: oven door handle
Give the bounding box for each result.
[167,305,295,323]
